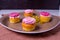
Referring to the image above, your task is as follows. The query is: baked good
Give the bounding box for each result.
[22,17,36,31]
[24,9,34,17]
[40,12,51,23]
[9,12,20,23]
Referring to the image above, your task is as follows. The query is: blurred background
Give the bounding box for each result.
[0,0,59,9]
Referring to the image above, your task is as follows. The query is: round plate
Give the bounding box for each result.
[0,13,60,34]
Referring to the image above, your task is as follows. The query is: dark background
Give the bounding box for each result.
[0,0,59,9]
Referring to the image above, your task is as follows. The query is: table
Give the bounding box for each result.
[0,10,60,40]
[0,10,59,16]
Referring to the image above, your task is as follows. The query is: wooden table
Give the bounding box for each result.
[0,17,60,40]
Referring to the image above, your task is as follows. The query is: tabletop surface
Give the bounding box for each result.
[0,10,59,16]
[0,10,60,40]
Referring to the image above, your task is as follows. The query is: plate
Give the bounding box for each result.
[0,12,60,34]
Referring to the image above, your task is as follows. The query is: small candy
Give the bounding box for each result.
[32,15,40,23]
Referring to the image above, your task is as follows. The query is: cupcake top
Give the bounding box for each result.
[22,17,36,24]
[9,12,20,17]
[24,9,34,13]
[40,12,51,17]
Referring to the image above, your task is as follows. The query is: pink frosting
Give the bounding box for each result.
[9,12,20,17]
[22,17,36,24]
[40,12,50,16]
[24,9,34,13]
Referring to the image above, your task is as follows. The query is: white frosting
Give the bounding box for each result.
[25,9,33,13]
[10,15,20,18]
[40,14,51,17]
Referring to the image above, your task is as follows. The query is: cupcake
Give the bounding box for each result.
[24,9,34,17]
[40,12,51,23]
[9,12,20,23]
[22,17,36,31]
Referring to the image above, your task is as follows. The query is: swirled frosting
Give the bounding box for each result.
[40,11,51,17]
[9,12,20,17]
[22,17,36,24]
[40,12,51,17]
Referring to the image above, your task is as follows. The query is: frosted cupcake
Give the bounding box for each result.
[9,12,20,23]
[22,17,36,31]
[40,12,51,23]
[24,9,34,17]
